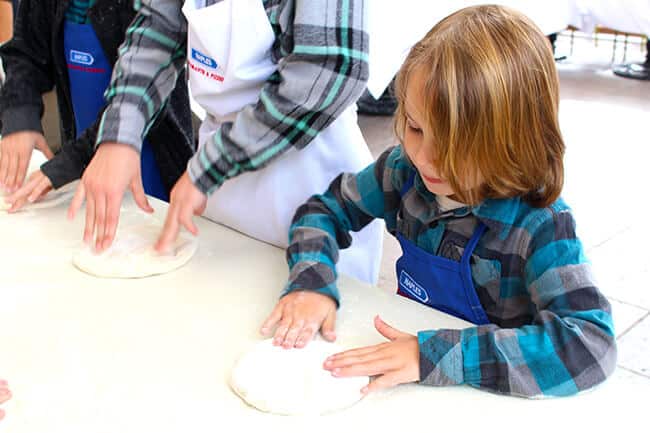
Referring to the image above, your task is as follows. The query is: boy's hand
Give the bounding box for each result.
[0,131,53,193]
[5,169,53,212]
[323,315,419,394]
[261,291,337,349]
[0,379,11,421]
[155,171,206,253]
[68,143,153,253]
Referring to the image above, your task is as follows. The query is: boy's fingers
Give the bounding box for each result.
[6,154,17,190]
[362,374,400,395]
[94,195,107,252]
[16,154,29,188]
[68,182,86,220]
[374,316,404,341]
[332,358,391,378]
[102,200,121,251]
[132,178,153,213]
[295,324,318,348]
[83,193,96,245]
[156,207,181,253]
[272,313,294,346]
[180,211,198,236]
[260,304,284,336]
[28,177,51,202]
[0,153,8,188]
[8,196,28,213]
[321,310,337,341]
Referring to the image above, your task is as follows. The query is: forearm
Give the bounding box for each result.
[96,0,187,151]
[41,120,98,188]
[285,150,396,299]
[419,251,617,397]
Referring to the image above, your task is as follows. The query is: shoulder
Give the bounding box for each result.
[368,145,414,195]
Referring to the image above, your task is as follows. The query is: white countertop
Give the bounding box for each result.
[0,196,646,433]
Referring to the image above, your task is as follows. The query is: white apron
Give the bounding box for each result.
[183,0,383,284]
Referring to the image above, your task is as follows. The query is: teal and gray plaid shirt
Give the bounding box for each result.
[286,145,617,398]
[65,0,97,23]
[96,0,369,195]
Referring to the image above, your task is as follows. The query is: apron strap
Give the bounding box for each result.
[460,222,487,266]
[400,171,416,197]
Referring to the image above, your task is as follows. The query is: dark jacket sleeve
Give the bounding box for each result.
[0,0,55,136]
[40,117,98,189]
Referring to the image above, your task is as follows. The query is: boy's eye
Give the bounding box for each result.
[407,120,422,134]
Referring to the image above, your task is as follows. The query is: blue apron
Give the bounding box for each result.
[395,173,490,325]
[63,20,169,202]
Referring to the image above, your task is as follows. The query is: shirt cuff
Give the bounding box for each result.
[282,261,340,307]
[418,328,464,386]
[1,105,43,137]
[95,103,145,152]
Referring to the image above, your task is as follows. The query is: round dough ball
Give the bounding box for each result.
[72,223,198,278]
[230,339,369,415]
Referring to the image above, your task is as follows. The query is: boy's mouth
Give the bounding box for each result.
[422,174,443,184]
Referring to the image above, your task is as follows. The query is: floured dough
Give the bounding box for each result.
[72,223,198,278]
[0,150,76,212]
[230,339,369,415]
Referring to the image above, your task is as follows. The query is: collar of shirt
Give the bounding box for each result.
[410,168,524,237]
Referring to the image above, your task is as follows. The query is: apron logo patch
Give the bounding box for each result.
[192,49,218,69]
[69,50,95,66]
[399,270,429,304]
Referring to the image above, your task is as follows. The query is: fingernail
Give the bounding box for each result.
[324,360,332,367]
[332,369,340,377]
[361,386,369,395]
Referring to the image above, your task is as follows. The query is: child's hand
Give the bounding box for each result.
[5,170,53,212]
[0,379,11,421]
[155,171,206,253]
[260,291,337,349]
[0,131,53,193]
[323,315,419,394]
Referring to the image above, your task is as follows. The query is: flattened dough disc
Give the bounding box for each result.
[230,339,369,415]
[73,223,198,278]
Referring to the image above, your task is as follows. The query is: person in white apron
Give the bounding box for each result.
[182,0,382,283]
[69,0,383,285]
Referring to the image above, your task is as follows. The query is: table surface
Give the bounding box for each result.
[0,195,647,433]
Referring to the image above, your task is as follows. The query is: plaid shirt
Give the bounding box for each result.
[286,146,617,398]
[64,0,97,23]
[96,0,369,194]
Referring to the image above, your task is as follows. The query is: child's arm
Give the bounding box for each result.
[40,117,100,190]
[262,147,407,348]
[417,205,616,398]
[0,0,56,190]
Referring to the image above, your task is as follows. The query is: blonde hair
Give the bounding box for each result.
[394,5,564,207]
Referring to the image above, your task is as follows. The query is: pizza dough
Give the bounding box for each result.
[72,223,198,278]
[0,150,76,212]
[230,339,369,415]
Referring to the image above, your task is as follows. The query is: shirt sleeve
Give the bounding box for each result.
[284,147,404,304]
[417,206,617,397]
[187,0,370,195]
[95,0,187,152]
